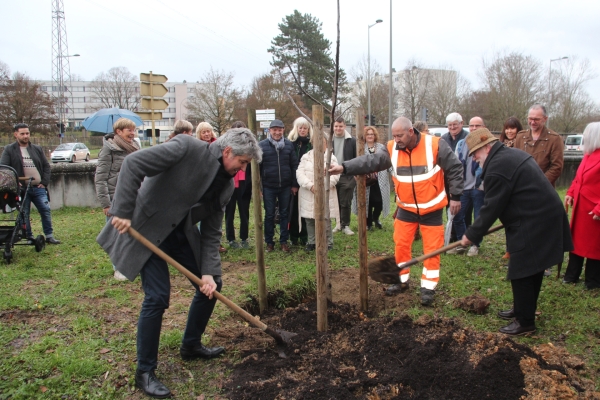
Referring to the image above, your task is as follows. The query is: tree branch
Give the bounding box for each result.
[284,60,331,114]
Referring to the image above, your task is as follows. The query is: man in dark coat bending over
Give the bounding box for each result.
[97,129,262,398]
[460,128,572,336]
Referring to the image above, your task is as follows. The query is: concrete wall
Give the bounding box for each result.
[557,154,583,189]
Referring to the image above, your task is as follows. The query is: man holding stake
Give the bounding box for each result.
[461,128,572,336]
[97,130,262,398]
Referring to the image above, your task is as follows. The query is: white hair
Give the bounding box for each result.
[446,112,463,124]
[288,117,312,141]
[583,122,600,155]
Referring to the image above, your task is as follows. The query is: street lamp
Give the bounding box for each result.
[547,56,568,128]
[56,54,80,143]
[367,19,382,127]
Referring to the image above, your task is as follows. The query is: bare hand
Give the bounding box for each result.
[291,187,298,195]
[565,195,574,208]
[449,200,461,216]
[37,184,45,189]
[310,185,315,193]
[328,164,344,175]
[103,207,110,216]
[200,275,217,299]
[589,211,600,221]
[460,234,472,247]
[111,216,131,234]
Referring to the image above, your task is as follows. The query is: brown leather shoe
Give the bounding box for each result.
[266,244,275,252]
[502,252,510,259]
[281,243,291,253]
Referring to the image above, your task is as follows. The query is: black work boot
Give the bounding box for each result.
[420,288,435,306]
[180,344,225,361]
[385,281,409,296]
[135,370,171,399]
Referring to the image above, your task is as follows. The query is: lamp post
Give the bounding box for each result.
[56,53,80,143]
[367,19,382,127]
[548,56,568,128]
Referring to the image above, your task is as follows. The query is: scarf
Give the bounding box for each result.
[113,134,140,154]
[503,138,515,148]
[268,135,286,151]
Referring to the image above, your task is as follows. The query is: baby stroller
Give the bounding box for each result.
[0,165,45,263]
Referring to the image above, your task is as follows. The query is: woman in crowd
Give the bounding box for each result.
[95,117,140,280]
[166,119,193,141]
[196,122,217,143]
[499,117,523,148]
[225,121,252,249]
[413,120,429,135]
[351,126,393,230]
[288,117,313,245]
[296,132,339,251]
[563,122,600,290]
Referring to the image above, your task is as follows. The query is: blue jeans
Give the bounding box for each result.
[453,188,484,246]
[22,187,54,239]
[263,186,291,245]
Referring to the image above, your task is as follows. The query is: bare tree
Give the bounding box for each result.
[0,61,9,84]
[548,57,598,133]
[397,59,431,122]
[480,51,544,131]
[427,65,471,125]
[90,66,139,111]
[0,71,56,135]
[185,67,242,134]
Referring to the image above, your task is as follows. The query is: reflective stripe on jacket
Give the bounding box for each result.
[388,134,448,215]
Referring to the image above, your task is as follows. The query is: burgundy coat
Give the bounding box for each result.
[567,150,600,260]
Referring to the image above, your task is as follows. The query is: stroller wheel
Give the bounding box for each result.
[4,250,12,264]
[35,235,45,252]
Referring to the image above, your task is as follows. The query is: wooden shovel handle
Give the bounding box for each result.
[400,224,505,269]
[128,227,269,332]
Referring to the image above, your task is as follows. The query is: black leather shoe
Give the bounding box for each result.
[180,344,225,360]
[499,320,536,336]
[498,308,515,320]
[385,282,409,296]
[374,220,383,229]
[304,244,315,252]
[135,370,171,399]
[46,237,61,244]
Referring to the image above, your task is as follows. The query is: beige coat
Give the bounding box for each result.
[296,150,340,221]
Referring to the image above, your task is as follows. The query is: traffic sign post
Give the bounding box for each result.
[256,109,276,121]
[139,71,168,145]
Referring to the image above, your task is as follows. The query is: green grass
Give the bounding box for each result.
[0,191,598,398]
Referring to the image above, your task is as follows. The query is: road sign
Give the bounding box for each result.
[141,98,169,111]
[135,111,163,120]
[140,73,168,83]
[140,82,168,97]
[256,109,276,121]
[259,121,271,128]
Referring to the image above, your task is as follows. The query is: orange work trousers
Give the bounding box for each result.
[393,218,444,290]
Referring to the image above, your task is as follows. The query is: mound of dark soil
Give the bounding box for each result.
[224,302,573,400]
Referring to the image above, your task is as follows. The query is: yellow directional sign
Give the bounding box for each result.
[140,82,168,97]
[140,73,168,83]
[141,98,169,111]
[135,111,163,120]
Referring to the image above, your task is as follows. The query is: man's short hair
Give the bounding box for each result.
[173,120,193,135]
[446,113,463,124]
[13,123,29,132]
[214,128,263,163]
[529,104,547,117]
[413,121,428,132]
[334,117,345,125]
[113,118,136,133]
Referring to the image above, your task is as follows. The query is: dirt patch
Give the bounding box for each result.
[452,293,491,315]
[223,302,599,399]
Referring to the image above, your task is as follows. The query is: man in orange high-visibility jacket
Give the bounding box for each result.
[387,117,463,305]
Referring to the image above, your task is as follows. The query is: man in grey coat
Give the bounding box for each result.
[97,129,261,399]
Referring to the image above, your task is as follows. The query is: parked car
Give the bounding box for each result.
[51,143,90,163]
[565,134,584,151]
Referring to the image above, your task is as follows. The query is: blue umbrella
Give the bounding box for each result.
[82,108,143,134]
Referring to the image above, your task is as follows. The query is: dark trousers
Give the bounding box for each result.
[367,183,383,227]
[564,253,600,289]
[289,194,307,244]
[263,186,291,245]
[336,175,356,228]
[225,188,250,242]
[137,227,222,372]
[510,270,544,327]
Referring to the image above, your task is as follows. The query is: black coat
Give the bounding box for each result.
[0,141,51,186]
[258,138,299,189]
[465,142,573,280]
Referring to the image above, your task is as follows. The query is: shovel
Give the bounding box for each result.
[369,224,505,284]
[128,227,297,346]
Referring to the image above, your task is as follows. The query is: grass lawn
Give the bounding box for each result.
[0,190,598,398]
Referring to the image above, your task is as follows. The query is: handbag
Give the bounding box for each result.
[365,171,378,187]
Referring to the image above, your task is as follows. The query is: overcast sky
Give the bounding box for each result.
[2,0,600,102]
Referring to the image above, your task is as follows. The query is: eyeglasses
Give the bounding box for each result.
[527,118,543,123]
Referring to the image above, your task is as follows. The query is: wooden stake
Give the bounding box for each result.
[313,105,328,332]
[356,109,368,312]
[247,109,267,313]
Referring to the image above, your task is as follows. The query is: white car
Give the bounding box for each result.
[565,134,583,151]
[51,143,90,163]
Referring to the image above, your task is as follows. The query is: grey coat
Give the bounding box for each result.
[96,134,234,281]
[342,143,393,176]
[94,135,130,209]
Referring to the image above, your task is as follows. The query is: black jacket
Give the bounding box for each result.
[258,138,299,189]
[465,142,573,279]
[331,133,357,164]
[0,141,51,186]
[441,129,468,152]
